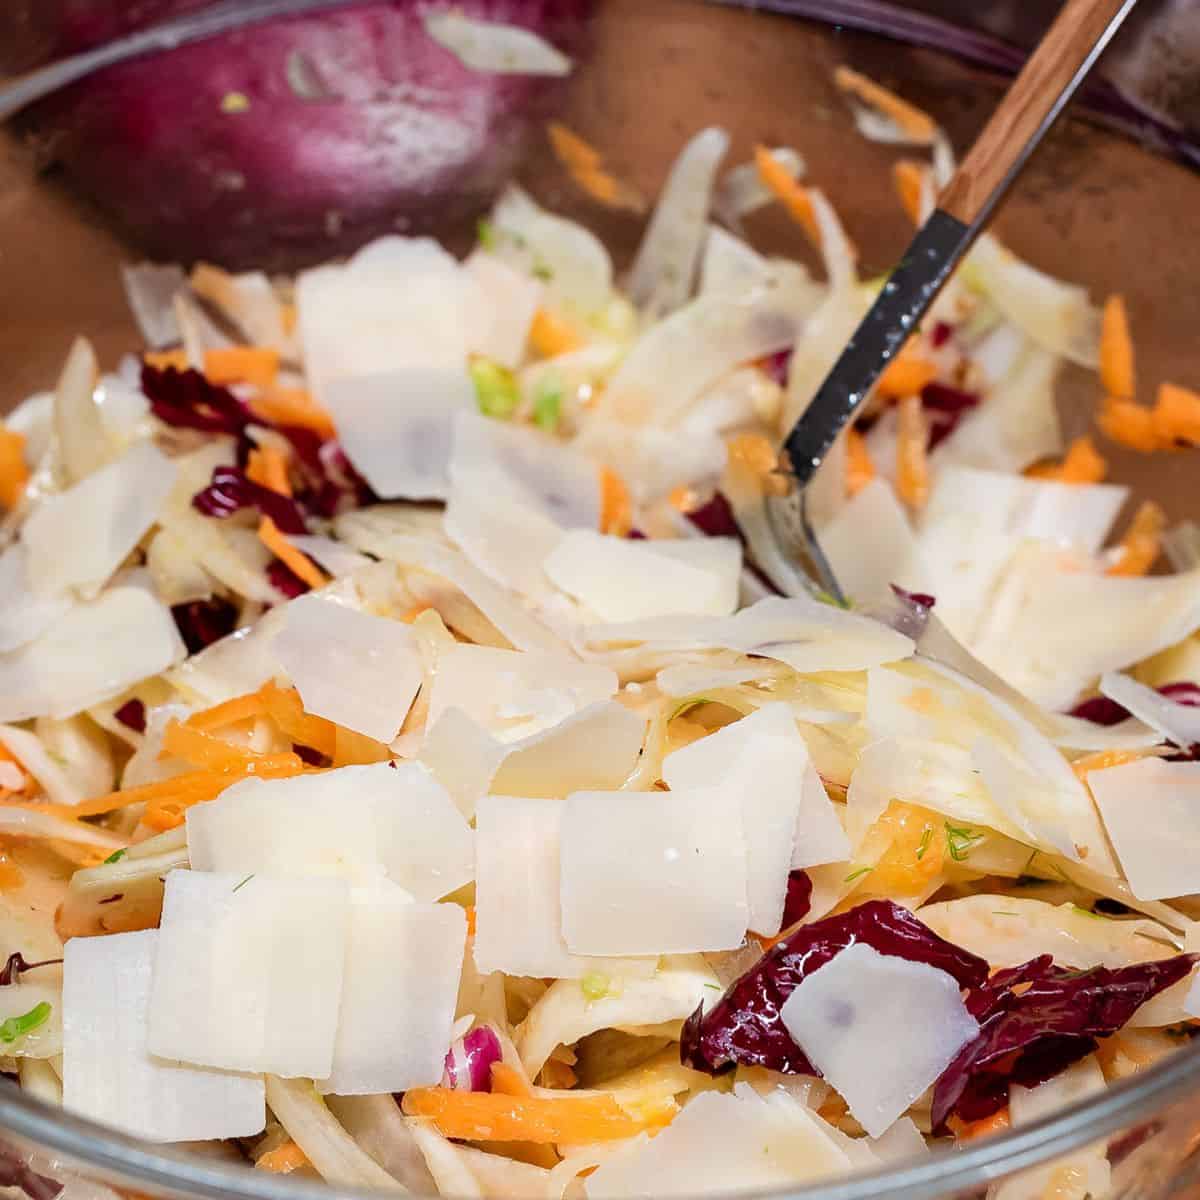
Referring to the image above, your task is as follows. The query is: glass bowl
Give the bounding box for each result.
[2,2,1200,1198]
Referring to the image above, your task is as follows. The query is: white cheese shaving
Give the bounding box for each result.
[779,943,979,1137]
[560,788,748,956]
[64,930,264,1142]
[22,439,177,597]
[0,545,71,653]
[1099,672,1200,749]
[320,882,466,1095]
[465,251,543,368]
[273,594,423,743]
[545,532,742,622]
[148,870,350,1078]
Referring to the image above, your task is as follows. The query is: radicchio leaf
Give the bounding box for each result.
[113,698,147,733]
[192,466,308,534]
[171,597,240,655]
[930,953,1199,1132]
[442,1025,502,1092]
[680,899,988,1075]
[141,365,250,435]
[0,1145,62,1200]
[266,557,311,599]
[0,954,62,987]
[686,491,740,540]
[780,870,813,931]
[922,382,980,450]
[1068,681,1200,728]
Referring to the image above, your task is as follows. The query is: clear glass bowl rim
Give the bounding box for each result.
[3,1037,1199,1200]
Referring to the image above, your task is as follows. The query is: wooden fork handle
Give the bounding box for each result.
[940,0,1134,226]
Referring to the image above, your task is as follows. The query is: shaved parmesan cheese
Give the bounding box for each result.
[560,789,748,955]
[780,943,978,1137]
[628,127,730,321]
[418,708,507,819]
[423,10,572,75]
[64,930,264,1142]
[297,237,476,399]
[1088,758,1200,900]
[516,956,719,1079]
[426,643,616,743]
[0,587,185,721]
[817,479,924,605]
[0,545,71,653]
[1099,672,1200,749]
[188,764,473,900]
[323,369,475,501]
[148,870,350,1078]
[655,661,775,696]
[546,532,741,622]
[22,440,177,597]
[474,796,586,979]
[465,252,543,368]
[321,883,465,1095]
[273,595,422,743]
[287,535,372,580]
[870,1117,929,1162]
[793,761,853,870]
[490,701,647,798]
[586,1085,855,1197]
[664,705,805,934]
[916,894,1178,971]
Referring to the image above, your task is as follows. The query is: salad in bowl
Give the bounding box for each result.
[1,51,1200,1200]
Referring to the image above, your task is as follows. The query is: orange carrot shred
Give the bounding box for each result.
[0,427,29,513]
[833,66,937,143]
[186,691,267,734]
[257,1142,310,1174]
[258,682,338,758]
[160,721,271,772]
[668,484,698,513]
[1026,435,1108,484]
[1152,381,1200,446]
[892,160,927,226]
[1099,295,1135,402]
[1098,398,1160,453]
[465,906,477,938]
[249,389,337,440]
[876,343,938,401]
[1107,500,1165,577]
[332,724,391,767]
[845,429,876,497]
[547,123,645,213]
[950,1109,1011,1140]
[401,1087,674,1144]
[547,121,603,172]
[1072,749,1144,782]
[895,395,930,509]
[755,145,821,246]
[204,346,280,391]
[529,308,585,358]
[259,516,328,592]
[144,349,190,372]
[491,1062,536,1099]
[246,446,293,497]
[599,467,633,537]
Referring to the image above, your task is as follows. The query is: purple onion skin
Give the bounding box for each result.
[10,1,593,271]
[441,1024,503,1092]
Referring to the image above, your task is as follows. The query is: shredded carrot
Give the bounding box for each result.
[547,123,645,213]
[144,349,189,372]
[895,395,930,509]
[401,1087,675,1144]
[833,66,937,143]
[1107,500,1165,577]
[160,721,272,773]
[258,682,338,758]
[1098,398,1160,453]
[728,432,789,497]
[281,303,298,337]
[246,446,292,497]
[332,724,391,767]
[186,691,267,734]
[465,906,477,938]
[1152,381,1200,446]
[668,484,698,513]
[1072,749,1144,782]
[259,516,328,592]
[1026,435,1108,484]
[249,388,337,440]
[204,346,280,391]
[892,160,927,226]
[755,145,820,246]
[548,122,603,172]
[491,1062,537,1099]
[142,756,306,831]
[529,308,585,358]
[950,1109,1011,1140]
[845,429,876,497]
[0,427,30,512]
[1099,295,1135,402]
[876,342,938,401]
[256,1142,310,1174]
[599,467,633,537]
